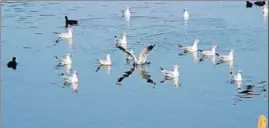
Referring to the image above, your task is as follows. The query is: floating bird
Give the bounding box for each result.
[55,53,72,66]
[254,0,266,7]
[117,44,156,65]
[160,65,180,78]
[56,28,73,43]
[65,16,78,28]
[229,70,243,82]
[246,1,253,8]
[178,39,200,54]
[7,57,17,70]
[122,7,131,17]
[59,70,79,85]
[160,65,180,87]
[216,49,235,65]
[183,8,189,21]
[199,45,218,62]
[96,54,112,66]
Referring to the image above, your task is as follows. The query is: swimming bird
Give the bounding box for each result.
[263,4,268,16]
[7,57,17,70]
[199,45,218,62]
[55,53,72,66]
[254,0,266,7]
[160,65,180,78]
[178,39,200,54]
[229,70,243,82]
[96,54,112,66]
[59,70,79,85]
[122,7,131,17]
[246,1,253,8]
[56,28,73,43]
[183,8,189,21]
[216,49,235,65]
[160,65,180,87]
[116,44,156,65]
[65,16,78,28]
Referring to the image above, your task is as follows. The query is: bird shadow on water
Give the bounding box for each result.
[115,64,156,88]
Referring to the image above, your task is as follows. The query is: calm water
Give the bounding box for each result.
[2,1,268,128]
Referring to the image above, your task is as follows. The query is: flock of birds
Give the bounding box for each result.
[246,1,268,16]
[4,2,268,127]
[44,2,269,96]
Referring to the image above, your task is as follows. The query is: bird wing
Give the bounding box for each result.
[139,65,156,85]
[138,44,156,63]
[117,45,137,61]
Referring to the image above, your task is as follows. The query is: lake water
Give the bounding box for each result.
[1,1,268,128]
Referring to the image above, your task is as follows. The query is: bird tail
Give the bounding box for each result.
[160,67,164,71]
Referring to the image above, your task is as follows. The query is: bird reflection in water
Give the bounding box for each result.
[125,16,130,26]
[160,76,180,88]
[116,65,156,88]
[233,81,267,105]
[71,82,79,94]
[95,65,111,74]
[179,51,199,63]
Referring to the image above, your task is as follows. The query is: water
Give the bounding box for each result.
[2,1,268,128]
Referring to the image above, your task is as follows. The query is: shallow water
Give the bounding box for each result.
[2,1,268,128]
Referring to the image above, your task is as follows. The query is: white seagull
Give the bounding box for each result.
[229,70,243,82]
[117,44,156,65]
[55,28,73,43]
[183,8,189,21]
[178,39,200,53]
[160,65,180,87]
[216,49,234,65]
[55,53,72,66]
[160,65,180,78]
[96,54,112,66]
[59,70,79,85]
[199,45,218,62]
[122,7,131,17]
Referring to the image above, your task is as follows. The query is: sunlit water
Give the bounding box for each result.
[2,1,268,128]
